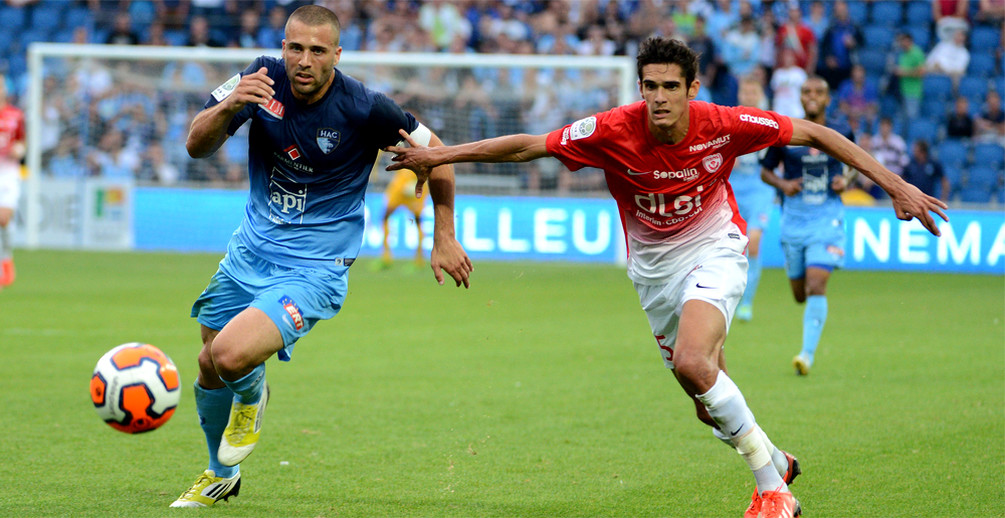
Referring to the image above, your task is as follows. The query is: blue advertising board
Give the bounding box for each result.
[133,187,1004,275]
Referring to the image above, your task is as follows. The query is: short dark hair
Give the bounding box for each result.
[287,5,342,46]
[636,37,700,88]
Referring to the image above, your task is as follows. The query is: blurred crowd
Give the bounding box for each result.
[2,0,1003,201]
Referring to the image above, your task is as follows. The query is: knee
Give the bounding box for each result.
[210,338,249,381]
[673,349,717,392]
[805,280,827,296]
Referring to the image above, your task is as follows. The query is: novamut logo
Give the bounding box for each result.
[689,134,731,152]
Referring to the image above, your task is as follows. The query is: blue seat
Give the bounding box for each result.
[129,0,156,25]
[907,118,940,144]
[974,142,1005,169]
[971,26,1001,49]
[870,1,903,26]
[958,76,989,106]
[863,25,895,49]
[64,5,94,29]
[0,6,26,28]
[0,29,13,54]
[968,54,998,78]
[20,28,51,48]
[921,98,948,122]
[847,1,869,23]
[29,3,62,32]
[879,94,901,118]
[936,139,970,169]
[859,48,889,76]
[922,74,954,101]
[905,25,931,51]
[960,166,1001,203]
[905,0,932,25]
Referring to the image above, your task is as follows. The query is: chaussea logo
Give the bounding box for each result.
[738,113,779,129]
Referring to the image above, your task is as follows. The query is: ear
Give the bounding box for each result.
[332,46,343,67]
[687,78,701,100]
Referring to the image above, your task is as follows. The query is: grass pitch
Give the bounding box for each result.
[0,250,1001,517]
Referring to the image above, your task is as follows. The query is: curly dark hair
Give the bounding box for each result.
[636,37,700,88]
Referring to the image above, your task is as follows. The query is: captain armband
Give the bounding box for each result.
[398,123,432,147]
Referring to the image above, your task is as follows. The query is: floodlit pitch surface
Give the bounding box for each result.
[0,250,1001,517]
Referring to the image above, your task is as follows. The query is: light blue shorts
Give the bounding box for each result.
[781,240,845,280]
[191,239,348,361]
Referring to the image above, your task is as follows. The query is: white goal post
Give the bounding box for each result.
[23,43,637,250]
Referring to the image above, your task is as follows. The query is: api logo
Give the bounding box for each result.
[316,128,340,154]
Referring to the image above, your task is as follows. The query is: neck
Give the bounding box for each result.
[649,112,689,144]
[807,113,826,125]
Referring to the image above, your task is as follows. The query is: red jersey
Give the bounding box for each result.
[0,104,25,170]
[546,100,792,282]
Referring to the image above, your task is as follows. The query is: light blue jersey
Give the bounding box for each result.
[730,151,776,232]
[761,119,853,276]
[193,56,419,353]
[211,56,419,273]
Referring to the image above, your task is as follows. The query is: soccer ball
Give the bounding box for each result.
[90,342,181,434]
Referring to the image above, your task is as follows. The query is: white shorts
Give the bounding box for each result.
[0,168,20,210]
[633,237,748,370]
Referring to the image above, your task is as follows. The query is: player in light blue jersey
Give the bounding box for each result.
[731,76,777,322]
[170,5,472,508]
[759,76,852,376]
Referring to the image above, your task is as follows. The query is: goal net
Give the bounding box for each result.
[21,43,636,249]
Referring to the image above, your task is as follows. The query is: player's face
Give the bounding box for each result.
[639,63,698,138]
[800,78,830,120]
[282,19,342,104]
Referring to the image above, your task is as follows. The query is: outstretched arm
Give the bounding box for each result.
[385,131,550,179]
[425,130,473,288]
[788,118,948,236]
[187,67,274,158]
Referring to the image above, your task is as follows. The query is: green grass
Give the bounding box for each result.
[0,250,1001,517]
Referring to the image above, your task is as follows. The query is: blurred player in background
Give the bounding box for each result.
[374,160,429,269]
[760,77,854,376]
[172,5,471,508]
[0,75,25,289]
[387,37,947,518]
[732,76,777,322]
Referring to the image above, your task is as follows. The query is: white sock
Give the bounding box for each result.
[713,426,790,480]
[697,371,786,494]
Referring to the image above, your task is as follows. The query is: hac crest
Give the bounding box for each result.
[316,128,340,154]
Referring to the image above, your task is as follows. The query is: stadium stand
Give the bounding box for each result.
[0,0,999,205]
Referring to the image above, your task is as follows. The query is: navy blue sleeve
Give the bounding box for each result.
[367,92,419,148]
[760,146,783,170]
[203,56,273,136]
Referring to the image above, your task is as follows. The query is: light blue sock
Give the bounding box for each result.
[801,295,828,363]
[222,363,266,405]
[194,383,239,478]
[741,255,762,307]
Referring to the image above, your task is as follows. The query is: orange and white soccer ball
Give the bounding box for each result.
[90,342,181,433]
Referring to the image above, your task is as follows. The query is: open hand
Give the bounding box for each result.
[385,129,439,198]
[890,182,949,237]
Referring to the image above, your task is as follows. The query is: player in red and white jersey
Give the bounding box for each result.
[387,37,947,518]
[0,75,25,288]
